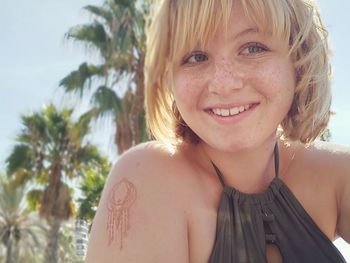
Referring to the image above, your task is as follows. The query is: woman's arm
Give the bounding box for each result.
[336,150,350,243]
[85,143,190,263]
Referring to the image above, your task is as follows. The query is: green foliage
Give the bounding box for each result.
[5,104,107,263]
[60,0,150,154]
[92,85,122,116]
[319,128,331,142]
[84,5,113,23]
[77,159,111,222]
[0,177,47,263]
[59,63,105,97]
[6,145,32,177]
[26,189,43,211]
[67,23,108,47]
[57,224,84,263]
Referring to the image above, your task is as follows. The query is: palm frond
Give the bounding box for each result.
[84,5,113,23]
[20,113,47,143]
[6,144,32,176]
[59,63,105,97]
[65,23,109,55]
[112,0,136,9]
[116,20,132,52]
[77,145,102,165]
[91,85,122,118]
[77,161,110,221]
[12,168,32,188]
[60,0,150,155]
[70,116,91,144]
[26,189,43,211]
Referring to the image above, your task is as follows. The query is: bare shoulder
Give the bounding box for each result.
[301,141,350,177]
[85,141,190,263]
[308,140,350,156]
[107,141,178,181]
[282,141,350,240]
[303,141,350,242]
[293,140,350,201]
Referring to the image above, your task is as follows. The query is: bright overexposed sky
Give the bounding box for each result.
[0,0,349,258]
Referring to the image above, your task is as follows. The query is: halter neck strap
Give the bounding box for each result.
[211,143,280,188]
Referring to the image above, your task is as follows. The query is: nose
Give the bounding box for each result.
[208,59,243,94]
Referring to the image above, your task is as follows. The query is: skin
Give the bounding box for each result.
[106,177,137,250]
[172,2,295,192]
[85,3,350,263]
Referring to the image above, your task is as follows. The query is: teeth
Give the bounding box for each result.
[213,108,220,115]
[212,104,251,117]
[221,109,230,116]
[229,108,239,115]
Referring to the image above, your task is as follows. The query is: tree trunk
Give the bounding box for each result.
[5,240,13,263]
[115,115,133,154]
[44,218,61,263]
[5,240,19,263]
[131,56,145,145]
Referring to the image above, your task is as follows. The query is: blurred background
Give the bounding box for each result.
[0,0,349,262]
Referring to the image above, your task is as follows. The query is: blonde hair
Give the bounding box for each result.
[145,0,331,146]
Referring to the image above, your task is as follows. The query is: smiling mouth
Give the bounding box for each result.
[208,103,256,117]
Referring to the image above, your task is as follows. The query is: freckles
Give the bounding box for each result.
[258,65,289,97]
[214,58,235,80]
[175,71,206,101]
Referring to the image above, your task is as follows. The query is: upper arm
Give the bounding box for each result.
[85,144,190,263]
[337,158,350,243]
[335,149,350,243]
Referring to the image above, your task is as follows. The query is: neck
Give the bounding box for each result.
[197,135,278,193]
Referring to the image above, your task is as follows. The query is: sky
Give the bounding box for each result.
[0,0,349,258]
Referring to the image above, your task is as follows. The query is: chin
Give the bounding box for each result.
[203,132,277,154]
[203,137,256,153]
[224,142,255,153]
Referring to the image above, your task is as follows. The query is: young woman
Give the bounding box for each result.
[86,0,350,262]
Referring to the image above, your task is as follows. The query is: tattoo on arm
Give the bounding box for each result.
[106,177,137,250]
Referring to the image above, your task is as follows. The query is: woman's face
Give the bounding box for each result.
[172,3,295,153]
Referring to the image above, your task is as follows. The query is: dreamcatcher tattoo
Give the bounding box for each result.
[106,177,137,250]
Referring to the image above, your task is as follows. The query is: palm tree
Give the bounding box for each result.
[0,177,46,263]
[57,224,84,263]
[77,158,110,223]
[6,104,104,263]
[60,0,149,154]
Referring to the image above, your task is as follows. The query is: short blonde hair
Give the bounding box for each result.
[144,0,331,146]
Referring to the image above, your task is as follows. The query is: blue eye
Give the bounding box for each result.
[183,52,208,64]
[241,43,267,55]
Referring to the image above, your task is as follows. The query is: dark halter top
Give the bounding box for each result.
[208,144,346,263]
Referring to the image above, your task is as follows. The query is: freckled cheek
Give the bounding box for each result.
[255,64,295,100]
[173,73,207,108]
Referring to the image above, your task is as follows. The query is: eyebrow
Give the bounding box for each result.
[230,27,259,41]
